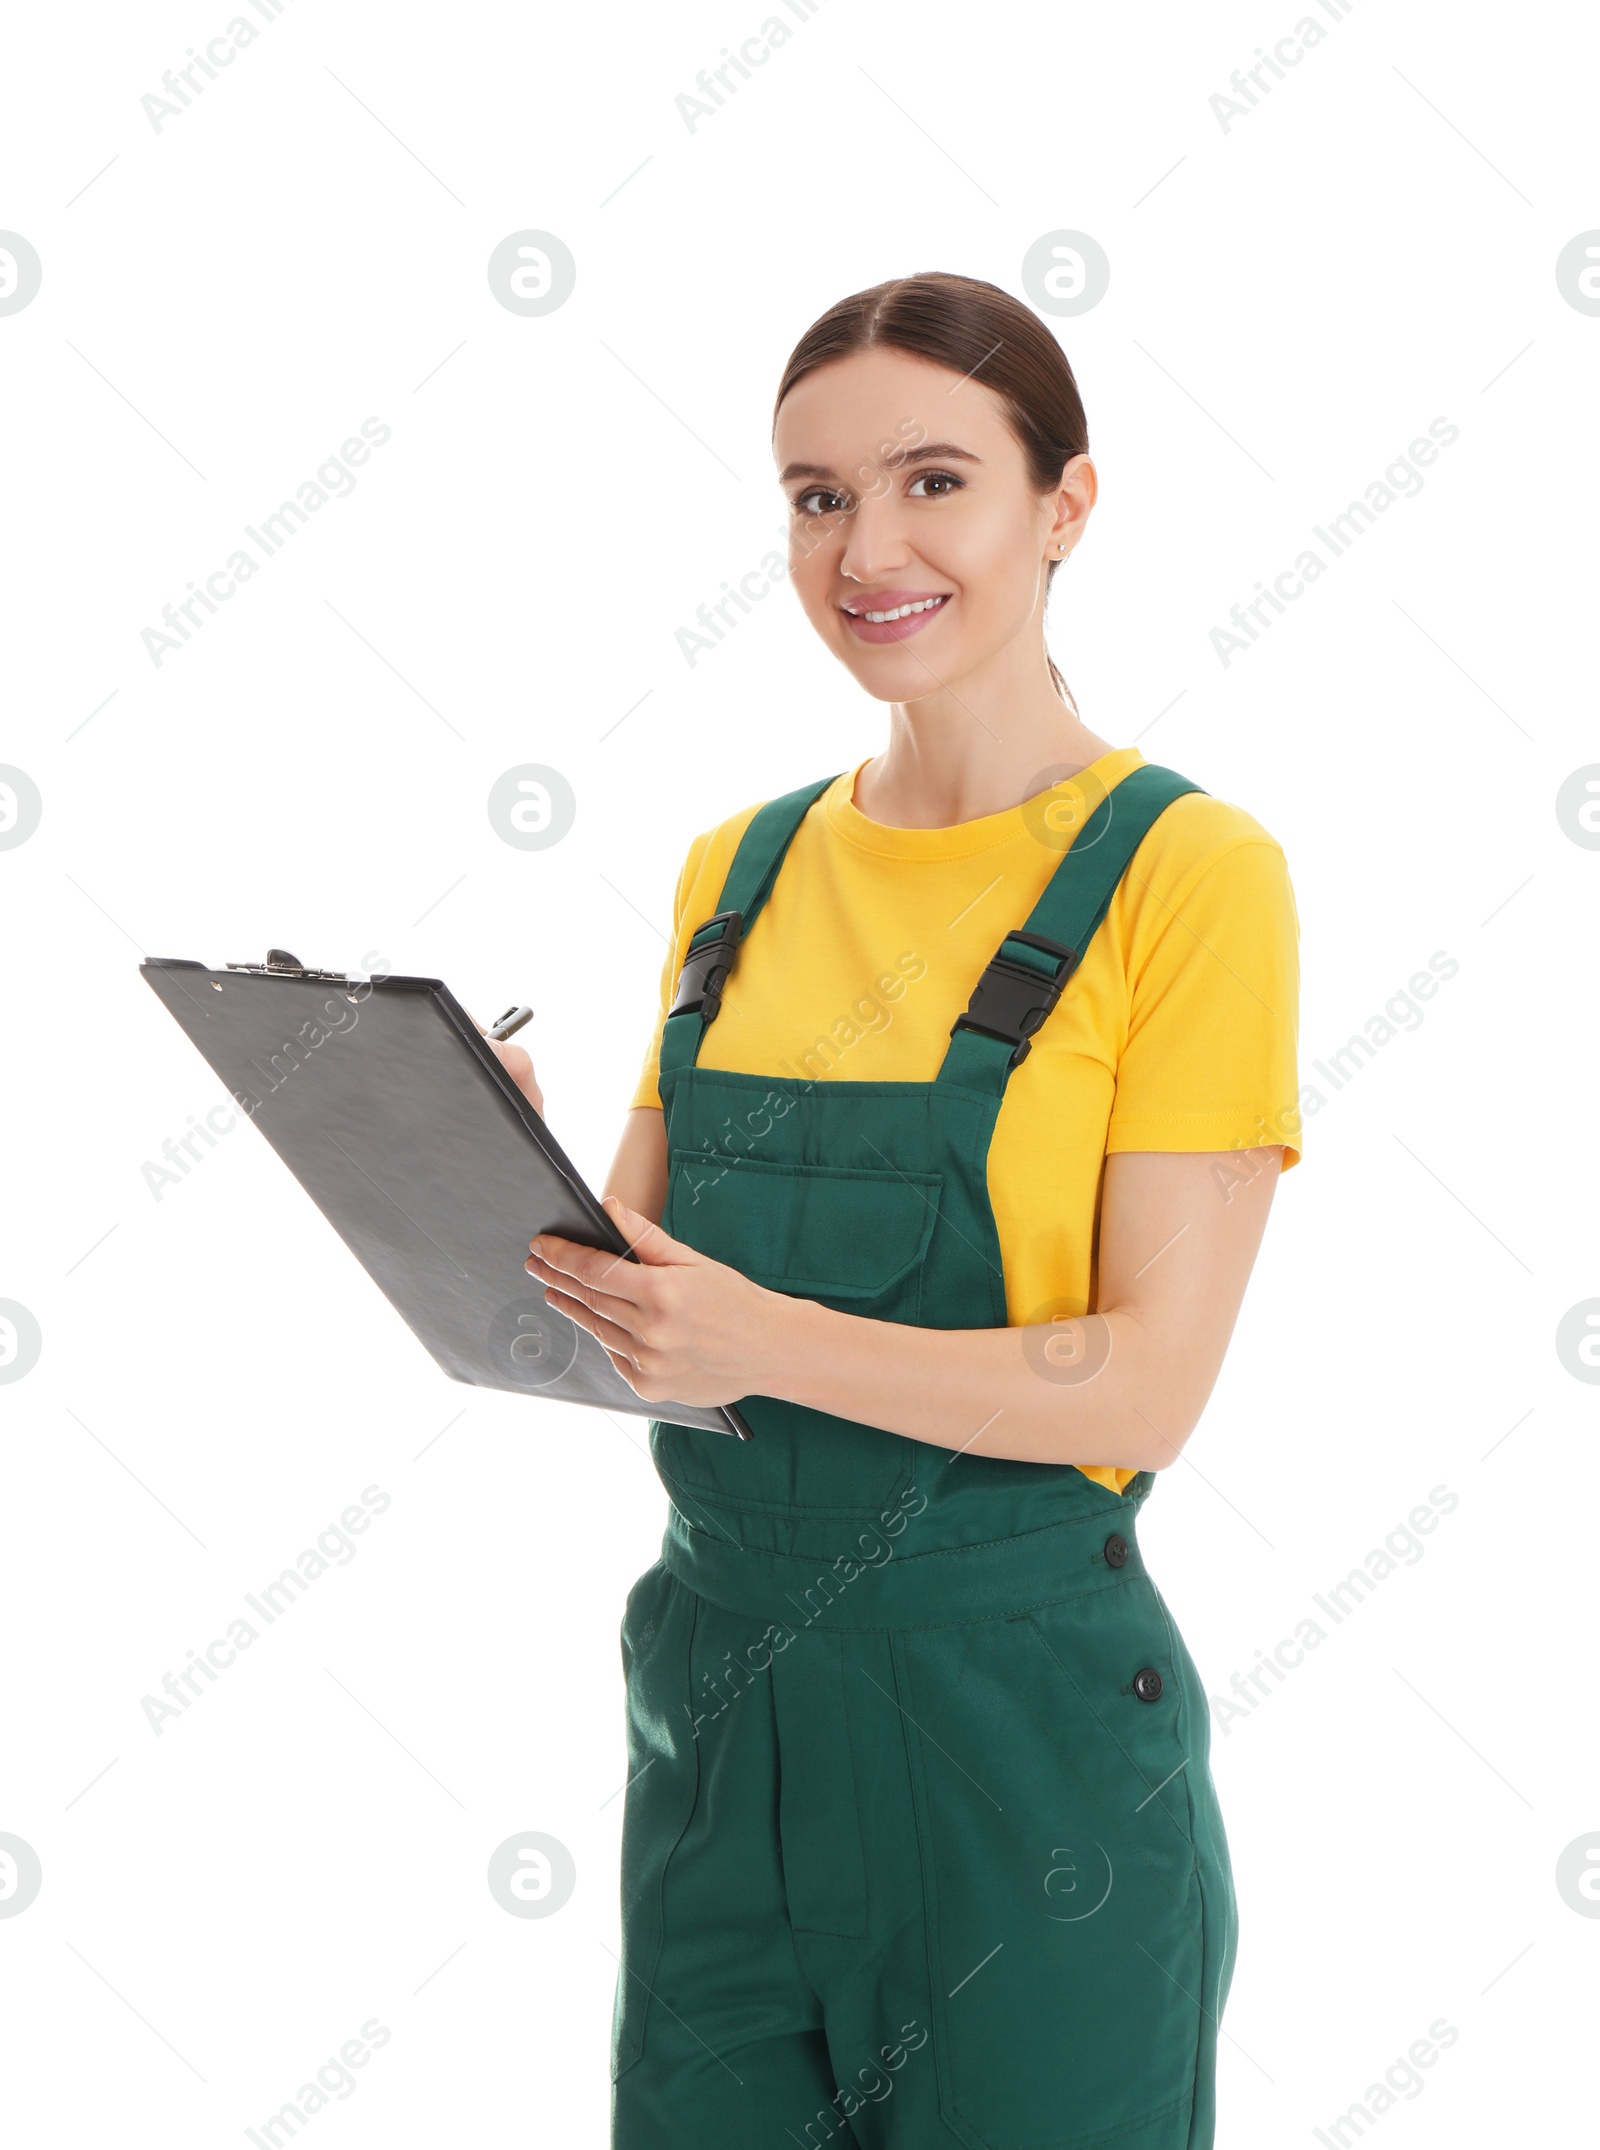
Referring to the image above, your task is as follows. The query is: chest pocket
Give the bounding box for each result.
[654,1151,943,1526]
[667,1151,941,1313]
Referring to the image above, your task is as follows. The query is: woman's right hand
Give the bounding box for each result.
[477,1020,545,1116]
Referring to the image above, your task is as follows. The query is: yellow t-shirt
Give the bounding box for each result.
[631,746,1302,1494]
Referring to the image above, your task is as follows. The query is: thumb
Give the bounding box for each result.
[603,1193,688,1267]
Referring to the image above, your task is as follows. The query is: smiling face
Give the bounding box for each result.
[773,344,1094,706]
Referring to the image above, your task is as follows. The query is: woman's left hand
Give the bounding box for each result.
[526,1196,782,1406]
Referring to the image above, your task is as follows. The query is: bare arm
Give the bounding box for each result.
[529,1143,1285,1473]
[480,1027,668,1227]
[602,1107,669,1226]
[760,1146,1283,1470]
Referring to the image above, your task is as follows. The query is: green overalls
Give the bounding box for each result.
[611,763,1239,2150]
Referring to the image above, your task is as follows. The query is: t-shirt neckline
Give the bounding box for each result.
[823,745,1146,860]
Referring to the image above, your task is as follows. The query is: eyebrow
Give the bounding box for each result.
[777,441,984,484]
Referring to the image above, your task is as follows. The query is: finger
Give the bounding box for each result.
[541,1283,646,1364]
[529,1234,651,1301]
[530,1253,649,1327]
[524,1248,647,1331]
[601,1342,652,1397]
[602,1195,686,1269]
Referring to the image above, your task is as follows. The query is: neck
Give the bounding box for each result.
[854,650,1116,829]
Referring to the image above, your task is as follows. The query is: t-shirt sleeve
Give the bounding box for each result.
[1106,836,1302,1169]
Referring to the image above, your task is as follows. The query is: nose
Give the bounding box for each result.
[837,490,916,586]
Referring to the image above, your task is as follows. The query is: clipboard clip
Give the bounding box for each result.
[225,947,352,983]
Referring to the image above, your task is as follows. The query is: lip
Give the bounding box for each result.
[839,590,952,645]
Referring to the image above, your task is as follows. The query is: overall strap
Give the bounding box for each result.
[937,763,1205,1098]
[658,772,841,1079]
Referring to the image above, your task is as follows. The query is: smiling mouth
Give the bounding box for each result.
[839,592,952,643]
[841,594,950,623]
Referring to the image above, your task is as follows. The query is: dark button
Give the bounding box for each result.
[1133,1667,1164,1703]
[1103,1533,1129,1569]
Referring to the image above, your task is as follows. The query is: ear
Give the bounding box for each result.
[1048,451,1097,556]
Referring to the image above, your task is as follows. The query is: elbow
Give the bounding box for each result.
[1137,1370,1221,1471]
[1137,1419,1199,1473]
[1107,1312,1215,1471]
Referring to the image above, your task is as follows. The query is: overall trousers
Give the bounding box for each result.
[611,763,1239,2150]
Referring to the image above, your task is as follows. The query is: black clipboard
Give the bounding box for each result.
[139,953,753,1439]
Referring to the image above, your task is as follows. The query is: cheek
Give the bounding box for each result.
[959,497,1032,575]
[945,508,1042,630]
[790,535,844,625]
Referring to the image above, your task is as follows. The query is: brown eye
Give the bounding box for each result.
[908,470,964,498]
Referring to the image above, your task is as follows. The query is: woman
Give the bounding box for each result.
[507,271,1301,2150]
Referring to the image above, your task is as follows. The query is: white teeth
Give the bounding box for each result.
[847,595,947,624]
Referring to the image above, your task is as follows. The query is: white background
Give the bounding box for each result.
[2,0,1597,2142]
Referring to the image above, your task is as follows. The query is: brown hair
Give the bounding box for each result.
[772,270,1089,713]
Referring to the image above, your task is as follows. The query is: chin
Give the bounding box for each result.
[836,656,933,703]
[837,643,976,703]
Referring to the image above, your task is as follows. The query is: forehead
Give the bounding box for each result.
[772,344,1018,471]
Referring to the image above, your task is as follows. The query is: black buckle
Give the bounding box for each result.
[950,929,1077,1067]
[668,909,743,1025]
